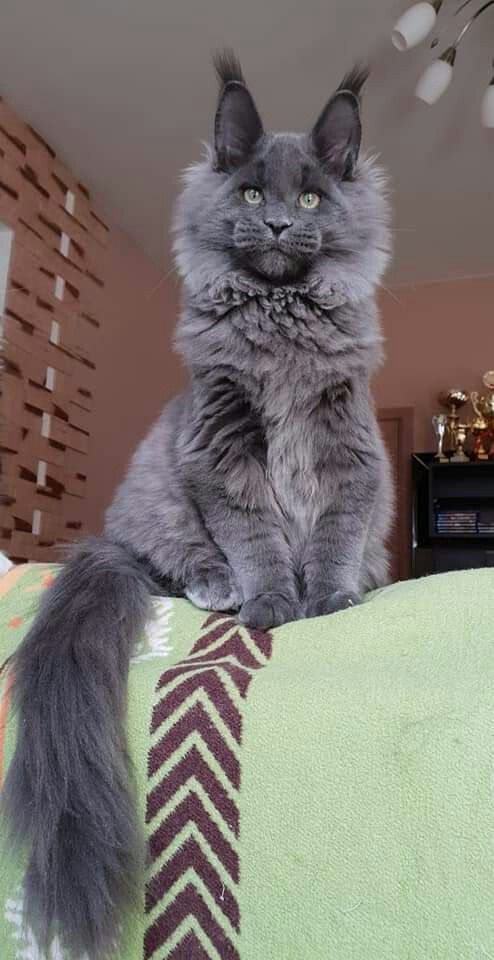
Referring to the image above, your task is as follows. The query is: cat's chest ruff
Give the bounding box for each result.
[266,430,321,531]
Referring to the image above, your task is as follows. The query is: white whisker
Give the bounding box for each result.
[146,263,178,300]
[377,281,403,305]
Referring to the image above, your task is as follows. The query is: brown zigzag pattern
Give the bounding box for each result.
[144,612,273,959]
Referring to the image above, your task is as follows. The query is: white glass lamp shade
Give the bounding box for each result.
[392,2,438,52]
[415,59,453,105]
[481,84,494,128]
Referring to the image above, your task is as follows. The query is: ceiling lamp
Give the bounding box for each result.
[480,72,494,125]
[415,46,456,103]
[391,0,494,126]
[392,1,443,51]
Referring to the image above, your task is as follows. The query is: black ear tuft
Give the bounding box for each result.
[336,63,370,101]
[213,51,263,172]
[213,48,245,87]
[311,65,368,181]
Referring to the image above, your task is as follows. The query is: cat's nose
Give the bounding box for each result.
[264,216,293,236]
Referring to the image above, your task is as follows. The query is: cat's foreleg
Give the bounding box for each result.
[184,560,240,612]
[208,502,300,629]
[106,488,241,612]
[302,467,380,617]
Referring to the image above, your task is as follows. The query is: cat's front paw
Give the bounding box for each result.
[306,590,361,618]
[238,593,299,630]
[185,564,241,612]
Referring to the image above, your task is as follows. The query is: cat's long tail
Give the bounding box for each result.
[2,536,155,957]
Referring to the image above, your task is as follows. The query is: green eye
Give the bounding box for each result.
[299,191,321,210]
[242,187,263,205]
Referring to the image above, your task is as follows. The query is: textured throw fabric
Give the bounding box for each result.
[0,563,493,959]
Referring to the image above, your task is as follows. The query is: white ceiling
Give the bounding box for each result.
[0,0,493,285]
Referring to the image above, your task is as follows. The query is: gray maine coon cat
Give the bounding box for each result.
[3,52,392,957]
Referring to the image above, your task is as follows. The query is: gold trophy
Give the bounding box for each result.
[470,371,494,460]
[479,371,494,419]
[450,423,470,462]
[438,389,469,455]
[470,391,489,460]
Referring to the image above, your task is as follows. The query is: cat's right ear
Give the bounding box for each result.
[214,81,263,172]
[311,65,369,181]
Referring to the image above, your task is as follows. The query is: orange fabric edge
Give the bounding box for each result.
[0,564,33,786]
[0,667,14,789]
[0,563,31,599]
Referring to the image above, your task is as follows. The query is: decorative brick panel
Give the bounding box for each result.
[0,97,109,561]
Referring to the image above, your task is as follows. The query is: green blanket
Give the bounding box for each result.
[0,563,493,959]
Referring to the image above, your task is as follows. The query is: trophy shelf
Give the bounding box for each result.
[412,453,494,577]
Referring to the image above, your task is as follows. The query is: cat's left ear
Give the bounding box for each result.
[311,91,362,181]
[214,81,264,172]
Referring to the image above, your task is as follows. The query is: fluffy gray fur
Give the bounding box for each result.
[3,52,392,956]
[2,539,154,956]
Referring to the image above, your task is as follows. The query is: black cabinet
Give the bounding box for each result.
[412,454,494,577]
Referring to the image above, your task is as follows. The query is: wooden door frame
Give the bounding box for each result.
[378,406,414,581]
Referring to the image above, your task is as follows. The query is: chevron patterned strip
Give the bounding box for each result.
[157,660,252,698]
[190,615,272,663]
[151,669,243,742]
[146,743,239,834]
[167,930,211,959]
[144,614,273,960]
[145,883,240,960]
[188,621,273,669]
[146,834,240,929]
[149,790,239,880]
[186,630,268,670]
[190,617,239,655]
[148,701,241,788]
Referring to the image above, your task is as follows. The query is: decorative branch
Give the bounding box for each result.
[453,0,494,47]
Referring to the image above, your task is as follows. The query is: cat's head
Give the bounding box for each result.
[174,52,391,302]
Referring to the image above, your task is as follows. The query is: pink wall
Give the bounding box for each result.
[374,277,494,452]
[86,263,493,533]
[83,229,184,533]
